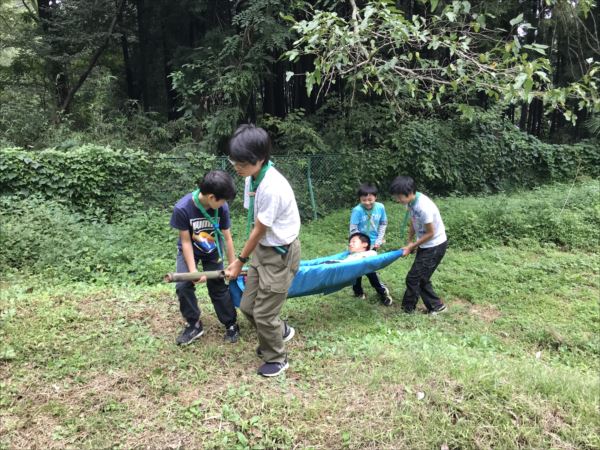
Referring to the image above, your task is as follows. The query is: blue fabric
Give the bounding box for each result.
[350,202,387,246]
[228,249,404,307]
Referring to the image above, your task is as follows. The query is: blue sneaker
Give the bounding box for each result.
[257,360,289,377]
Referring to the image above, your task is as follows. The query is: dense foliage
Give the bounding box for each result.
[0,0,598,151]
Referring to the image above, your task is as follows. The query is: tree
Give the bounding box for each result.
[285,0,599,123]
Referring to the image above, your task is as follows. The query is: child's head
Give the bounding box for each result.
[228,124,271,177]
[357,183,378,210]
[389,176,416,205]
[199,170,236,207]
[348,232,371,253]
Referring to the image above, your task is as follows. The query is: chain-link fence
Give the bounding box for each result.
[142,154,356,221]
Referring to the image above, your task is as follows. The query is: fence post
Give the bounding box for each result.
[306,156,318,220]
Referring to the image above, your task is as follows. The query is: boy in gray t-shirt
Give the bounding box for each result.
[390,176,448,314]
[225,124,301,378]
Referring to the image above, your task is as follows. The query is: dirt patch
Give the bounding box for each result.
[451,298,502,323]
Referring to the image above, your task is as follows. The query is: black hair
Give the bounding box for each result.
[349,232,371,250]
[198,170,236,201]
[357,183,378,198]
[228,124,271,164]
[389,176,416,196]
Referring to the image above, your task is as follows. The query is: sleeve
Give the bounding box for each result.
[219,203,231,230]
[380,204,388,224]
[255,190,281,227]
[169,206,188,231]
[375,223,387,246]
[243,177,250,210]
[421,202,434,224]
[349,206,361,234]
[375,204,387,246]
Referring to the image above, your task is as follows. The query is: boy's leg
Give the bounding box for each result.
[201,258,237,327]
[402,248,432,312]
[365,272,386,295]
[175,251,201,325]
[366,272,393,306]
[252,241,300,364]
[240,264,259,330]
[418,242,448,311]
[352,277,364,296]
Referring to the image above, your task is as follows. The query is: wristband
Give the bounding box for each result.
[238,254,250,264]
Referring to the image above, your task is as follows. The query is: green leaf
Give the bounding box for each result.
[510,13,524,26]
[430,0,439,12]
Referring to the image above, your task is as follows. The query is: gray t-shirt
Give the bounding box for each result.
[244,166,301,246]
[408,193,447,248]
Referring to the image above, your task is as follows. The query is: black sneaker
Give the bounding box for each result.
[354,292,366,300]
[176,321,203,345]
[283,321,295,343]
[380,287,393,306]
[429,304,448,315]
[257,360,289,377]
[224,324,240,343]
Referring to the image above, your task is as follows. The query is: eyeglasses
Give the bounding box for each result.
[228,158,250,168]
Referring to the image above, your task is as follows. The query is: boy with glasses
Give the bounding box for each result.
[225,124,301,378]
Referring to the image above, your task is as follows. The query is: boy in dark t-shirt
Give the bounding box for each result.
[170,170,240,345]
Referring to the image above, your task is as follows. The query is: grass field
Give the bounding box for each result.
[1,239,598,449]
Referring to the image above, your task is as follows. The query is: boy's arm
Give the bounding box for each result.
[374,222,387,249]
[349,208,360,235]
[180,230,197,273]
[221,228,235,266]
[224,219,267,279]
[402,222,434,256]
[407,220,415,244]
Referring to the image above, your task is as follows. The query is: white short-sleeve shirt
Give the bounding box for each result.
[408,193,447,248]
[244,166,301,246]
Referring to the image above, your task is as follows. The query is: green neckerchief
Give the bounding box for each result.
[192,189,225,262]
[246,161,273,238]
[400,192,421,244]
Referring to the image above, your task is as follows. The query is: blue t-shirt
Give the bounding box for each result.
[170,193,231,261]
[349,202,387,247]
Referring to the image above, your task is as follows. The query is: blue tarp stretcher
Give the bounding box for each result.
[228,249,404,307]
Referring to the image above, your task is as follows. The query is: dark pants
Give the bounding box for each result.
[402,241,448,312]
[353,272,387,297]
[175,252,237,327]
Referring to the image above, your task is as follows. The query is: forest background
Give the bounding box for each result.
[0,0,599,216]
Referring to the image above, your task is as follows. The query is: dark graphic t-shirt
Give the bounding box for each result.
[170,193,231,261]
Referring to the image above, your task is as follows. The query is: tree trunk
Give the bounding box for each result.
[38,0,69,109]
[135,0,170,117]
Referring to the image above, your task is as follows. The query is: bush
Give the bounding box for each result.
[1,181,597,284]
[0,196,174,283]
[0,145,217,220]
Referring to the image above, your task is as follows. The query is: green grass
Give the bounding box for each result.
[1,240,598,449]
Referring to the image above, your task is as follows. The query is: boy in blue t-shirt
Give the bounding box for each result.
[170,170,239,345]
[349,183,393,306]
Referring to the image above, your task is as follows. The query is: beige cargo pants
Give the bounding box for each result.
[240,239,301,363]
